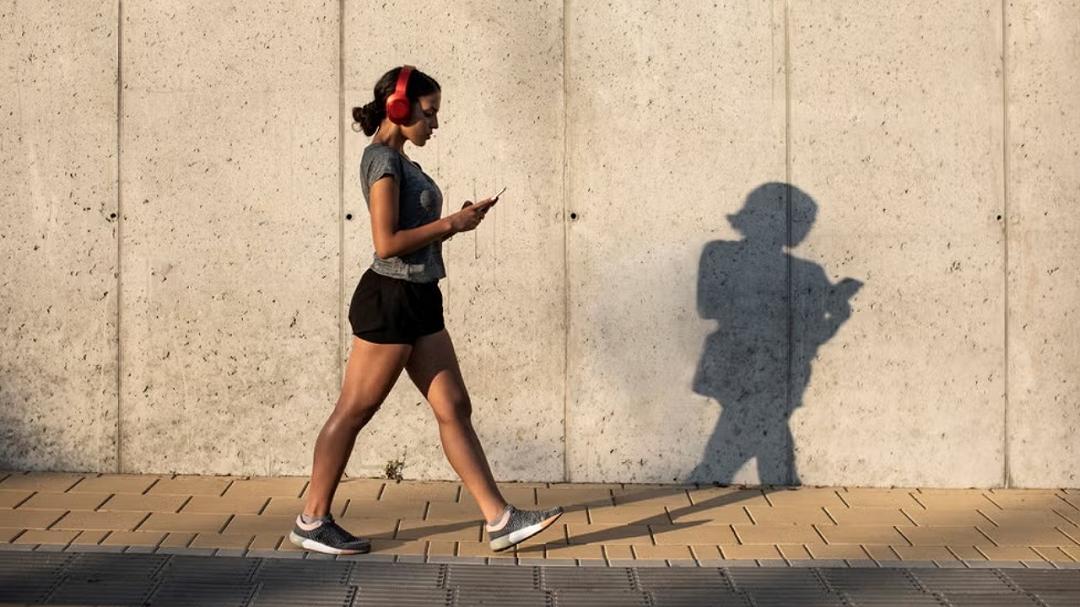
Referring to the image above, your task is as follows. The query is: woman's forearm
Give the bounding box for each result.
[377,217,455,259]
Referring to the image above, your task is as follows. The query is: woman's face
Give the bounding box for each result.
[404,91,440,146]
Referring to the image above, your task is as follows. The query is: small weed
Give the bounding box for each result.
[384,456,405,483]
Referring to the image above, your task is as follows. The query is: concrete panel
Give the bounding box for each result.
[565,1,788,482]
[118,1,340,474]
[788,2,1005,486]
[0,2,118,470]
[1006,1,1080,487]
[342,1,565,480]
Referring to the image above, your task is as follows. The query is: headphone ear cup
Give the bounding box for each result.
[386,95,411,124]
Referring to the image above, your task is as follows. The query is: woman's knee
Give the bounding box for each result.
[433,397,472,426]
[331,399,382,431]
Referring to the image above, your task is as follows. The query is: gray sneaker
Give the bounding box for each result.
[486,504,564,552]
[288,513,371,555]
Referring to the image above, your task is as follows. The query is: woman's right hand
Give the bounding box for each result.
[448,197,497,234]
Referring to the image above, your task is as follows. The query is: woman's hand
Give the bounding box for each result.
[447,197,497,236]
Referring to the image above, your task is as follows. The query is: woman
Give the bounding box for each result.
[289,66,563,555]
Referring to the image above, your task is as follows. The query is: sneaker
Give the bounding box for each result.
[486,504,564,552]
[288,513,371,555]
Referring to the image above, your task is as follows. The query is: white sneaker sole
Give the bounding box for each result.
[288,531,370,555]
[489,511,563,552]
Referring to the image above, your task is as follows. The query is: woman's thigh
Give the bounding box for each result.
[339,335,413,412]
[404,329,470,421]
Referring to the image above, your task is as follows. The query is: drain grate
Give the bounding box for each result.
[542,566,636,591]
[838,589,947,606]
[353,586,453,606]
[445,563,541,589]
[1034,590,1080,607]
[148,580,257,607]
[350,561,445,588]
[551,589,651,606]
[817,566,923,594]
[254,558,353,585]
[634,566,731,591]
[454,588,553,607]
[0,553,71,603]
[746,589,846,607]
[5,550,1080,606]
[649,588,752,606]
[1002,569,1080,593]
[726,567,831,594]
[158,554,260,583]
[249,580,357,606]
[935,591,1042,606]
[46,576,158,605]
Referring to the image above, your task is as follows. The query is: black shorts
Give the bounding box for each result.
[349,267,445,344]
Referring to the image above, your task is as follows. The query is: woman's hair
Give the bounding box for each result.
[352,67,440,136]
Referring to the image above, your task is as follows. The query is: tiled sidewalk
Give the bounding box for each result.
[2,471,1079,569]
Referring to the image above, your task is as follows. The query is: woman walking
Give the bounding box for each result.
[289,65,563,555]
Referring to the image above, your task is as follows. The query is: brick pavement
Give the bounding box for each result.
[2,471,1079,569]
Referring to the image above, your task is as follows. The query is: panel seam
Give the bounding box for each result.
[784,0,793,484]
[1001,0,1010,488]
[338,0,345,395]
[115,0,123,473]
[561,0,570,483]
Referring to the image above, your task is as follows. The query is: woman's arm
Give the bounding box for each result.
[369,176,455,259]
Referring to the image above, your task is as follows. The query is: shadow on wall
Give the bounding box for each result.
[689,182,863,485]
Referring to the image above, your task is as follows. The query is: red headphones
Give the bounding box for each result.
[385,65,414,125]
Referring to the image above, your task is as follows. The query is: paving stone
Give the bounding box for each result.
[611,486,693,508]
[189,533,254,550]
[147,476,234,496]
[12,529,79,545]
[302,477,384,501]
[340,498,423,519]
[902,508,995,526]
[668,505,755,525]
[981,526,1077,546]
[0,490,33,509]
[97,493,189,513]
[51,510,149,531]
[137,512,229,534]
[179,495,270,514]
[747,506,836,526]
[719,544,782,559]
[761,488,848,509]
[69,475,160,494]
[898,525,995,546]
[823,506,913,525]
[15,491,112,511]
[837,489,923,509]
[0,509,65,529]
[817,524,911,545]
[588,505,671,525]
[222,477,307,498]
[379,481,459,503]
[0,473,84,492]
[732,524,822,544]
[396,518,482,542]
[99,530,167,547]
[650,523,737,545]
[566,523,648,545]
[631,544,692,560]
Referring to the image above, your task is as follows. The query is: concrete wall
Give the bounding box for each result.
[1,1,1077,488]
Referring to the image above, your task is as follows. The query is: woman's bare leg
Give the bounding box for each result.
[303,336,412,518]
[405,329,508,523]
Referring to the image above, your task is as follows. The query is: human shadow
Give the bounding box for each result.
[688,182,862,485]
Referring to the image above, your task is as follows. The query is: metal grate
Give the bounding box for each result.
[248,580,357,607]
[542,566,636,591]
[551,589,651,606]
[445,563,541,589]
[350,561,445,589]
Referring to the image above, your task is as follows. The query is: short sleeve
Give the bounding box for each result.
[362,146,401,190]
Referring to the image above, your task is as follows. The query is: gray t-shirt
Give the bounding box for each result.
[359,142,446,283]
